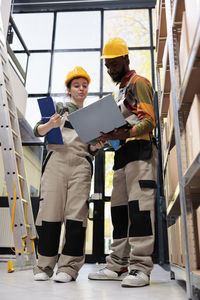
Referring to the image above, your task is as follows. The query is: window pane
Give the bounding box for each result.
[86,159,95,255]
[55,12,100,49]
[12,13,53,50]
[14,53,28,73]
[25,53,51,94]
[84,96,99,107]
[51,52,100,93]
[8,52,27,83]
[103,50,152,92]
[25,97,44,132]
[53,95,100,108]
[12,33,24,51]
[103,65,116,93]
[152,8,156,47]
[129,50,152,82]
[104,202,113,254]
[23,145,43,197]
[0,145,42,197]
[105,151,114,197]
[86,218,94,254]
[104,10,150,47]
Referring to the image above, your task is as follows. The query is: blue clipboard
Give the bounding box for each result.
[37,97,64,144]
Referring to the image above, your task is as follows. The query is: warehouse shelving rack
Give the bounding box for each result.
[156,0,200,299]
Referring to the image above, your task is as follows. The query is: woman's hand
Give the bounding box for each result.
[37,112,62,136]
[48,112,62,129]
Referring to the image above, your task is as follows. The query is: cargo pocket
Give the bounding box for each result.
[139,180,157,189]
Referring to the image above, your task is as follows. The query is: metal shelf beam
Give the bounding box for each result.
[164,0,192,298]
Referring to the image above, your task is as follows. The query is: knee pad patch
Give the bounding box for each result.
[36,221,61,256]
[111,205,128,239]
[62,219,86,256]
[129,200,152,237]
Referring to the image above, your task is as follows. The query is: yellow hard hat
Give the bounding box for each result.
[65,66,91,87]
[100,37,129,59]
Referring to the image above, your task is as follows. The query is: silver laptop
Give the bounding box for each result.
[68,94,126,144]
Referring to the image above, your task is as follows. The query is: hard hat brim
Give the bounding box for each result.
[65,75,90,87]
[100,53,129,59]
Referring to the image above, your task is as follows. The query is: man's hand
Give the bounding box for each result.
[90,141,106,152]
[99,128,131,140]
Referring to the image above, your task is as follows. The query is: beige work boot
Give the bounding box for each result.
[121,270,150,287]
[88,267,128,281]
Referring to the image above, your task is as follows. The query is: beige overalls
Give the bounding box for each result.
[106,74,158,276]
[34,102,94,279]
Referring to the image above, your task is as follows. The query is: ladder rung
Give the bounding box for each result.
[0,17,37,268]
[6,88,12,99]
[0,38,5,49]
[22,198,28,204]
[0,40,6,53]
[15,151,21,159]
[9,109,15,118]
[0,54,7,67]
[0,53,6,64]
[11,129,18,138]
[18,173,24,181]
[0,34,6,49]
[3,71,9,82]
[24,251,34,256]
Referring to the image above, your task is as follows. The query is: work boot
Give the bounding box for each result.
[121,270,150,287]
[88,267,128,281]
[54,272,73,283]
[34,272,50,281]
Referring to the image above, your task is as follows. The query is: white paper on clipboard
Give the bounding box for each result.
[68,94,126,144]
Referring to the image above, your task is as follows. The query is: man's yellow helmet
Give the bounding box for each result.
[100,37,129,59]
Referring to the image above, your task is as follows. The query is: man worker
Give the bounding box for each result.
[88,37,158,287]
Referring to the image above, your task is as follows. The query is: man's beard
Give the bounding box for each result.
[110,66,127,83]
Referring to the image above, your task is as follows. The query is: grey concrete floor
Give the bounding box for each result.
[0,262,187,300]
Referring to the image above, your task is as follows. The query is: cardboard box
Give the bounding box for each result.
[162,118,168,157]
[195,206,200,267]
[185,94,200,167]
[187,211,199,270]
[166,90,175,137]
[168,223,179,265]
[176,216,185,267]
[184,0,200,50]
[168,217,186,268]
[179,12,190,83]
[167,145,179,200]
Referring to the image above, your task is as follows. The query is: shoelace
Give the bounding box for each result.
[129,270,139,276]
[129,270,150,278]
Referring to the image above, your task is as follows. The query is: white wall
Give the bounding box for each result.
[1,0,12,37]
[9,64,28,116]
[0,0,28,116]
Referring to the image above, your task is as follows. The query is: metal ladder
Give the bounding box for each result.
[0,15,36,269]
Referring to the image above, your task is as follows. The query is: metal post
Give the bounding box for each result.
[164,0,192,299]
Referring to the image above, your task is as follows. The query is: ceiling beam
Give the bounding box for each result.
[13,0,156,13]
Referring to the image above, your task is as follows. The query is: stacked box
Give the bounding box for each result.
[185,94,200,167]
[179,12,190,83]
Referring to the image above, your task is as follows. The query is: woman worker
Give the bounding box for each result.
[33,66,104,283]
